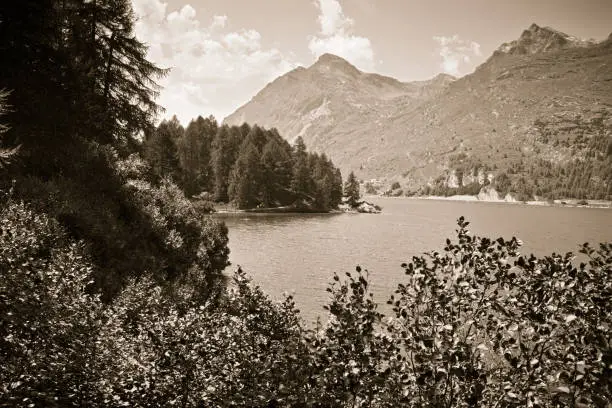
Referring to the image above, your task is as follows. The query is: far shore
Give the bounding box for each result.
[210,200,382,214]
[214,207,334,214]
[365,194,612,209]
[205,196,612,214]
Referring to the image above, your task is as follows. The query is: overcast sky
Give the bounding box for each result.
[131,0,612,124]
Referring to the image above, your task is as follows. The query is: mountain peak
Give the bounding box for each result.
[528,22,541,31]
[312,53,361,75]
[316,53,350,64]
[432,73,456,82]
[497,23,594,55]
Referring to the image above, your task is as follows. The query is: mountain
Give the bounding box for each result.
[225,53,455,178]
[225,24,612,200]
[496,23,596,55]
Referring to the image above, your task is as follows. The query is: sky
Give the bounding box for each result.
[131,0,612,124]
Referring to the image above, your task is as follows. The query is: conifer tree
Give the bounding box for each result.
[344,171,361,208]
[228,142,262,209]
[0,0,166,154]
[331,168,344,207]
[211,125,244,202]
[145,117,182,181]
[178,115,217,196]
[291,136,312,200]
[261,138,292,207]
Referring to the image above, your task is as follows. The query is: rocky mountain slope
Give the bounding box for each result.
[225,24,612,199]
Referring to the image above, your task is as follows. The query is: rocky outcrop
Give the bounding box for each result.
[477,186,501,201]
[339,201,382,214]
[496,23,595,55]
[477,186,518,202]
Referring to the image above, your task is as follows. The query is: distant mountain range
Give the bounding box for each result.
[224,24,612,200]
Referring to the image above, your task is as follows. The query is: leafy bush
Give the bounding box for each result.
[0,201,103,406]
[386,217,611,406]
[10,150,229,301]
[307,268,401,407]
[191,198,216,214]
[92,269,309,407]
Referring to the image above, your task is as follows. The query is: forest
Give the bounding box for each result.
[143,116,343,211]
[418,130,612,201]
[0,1,610,407]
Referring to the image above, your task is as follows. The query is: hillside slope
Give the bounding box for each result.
[225,53,454,172]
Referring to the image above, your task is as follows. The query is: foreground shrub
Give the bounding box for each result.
[0,201,102,406]
[387,217,611,407]
[94,269,309,407]
[306,268,401,407]
[10,149,229,301]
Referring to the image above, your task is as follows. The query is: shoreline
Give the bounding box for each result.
[367,195,612,209]
[207,197,612,214]
[211,200,382,215]
[213,206,332,214]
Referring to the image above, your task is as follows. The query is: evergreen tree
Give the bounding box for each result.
[197,116,218,193]
[331,168,344,208]
[291,136,312,200]
[311,154,331,210]
[145,117,182,181]
[178,119,201,196]
[344,171,361,208]
[261,138,293,207]
[178,115,217,196]
[0,0,72,157]
[207,124,344,209]
[244,125,268,152]
[0,0,166,156]
[211,125,244,202]
[228,142,262,209]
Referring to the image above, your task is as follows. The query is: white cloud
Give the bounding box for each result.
[433,35,482,76]
[308,0,375,71]
[210,15,227,30]
[131,0,298,123]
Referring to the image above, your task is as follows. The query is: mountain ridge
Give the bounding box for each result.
[496,23,597,55]
[224,24,612,200]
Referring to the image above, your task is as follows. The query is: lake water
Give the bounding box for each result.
[215,197,612,323]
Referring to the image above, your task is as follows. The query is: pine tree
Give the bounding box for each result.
[72,0,167,143]
[261,138,292,206]
[291,136,312,200]
[211,125,242,202]
[0,0,166,180]
[344,171,361,208]
[178,116,217,196]
[0,0,71,153]
[145,118,182,181]
[228,142,262,209]
[331,168,343,208]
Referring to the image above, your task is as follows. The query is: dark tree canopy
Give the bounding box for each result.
[0,0,166,163]
[228,142,263,209]
[144,117,183,181]
[153,119,343,210]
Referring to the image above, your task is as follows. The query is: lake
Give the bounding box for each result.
[215,197,612,323]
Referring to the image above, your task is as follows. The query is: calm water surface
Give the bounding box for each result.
[215,198,612,322]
